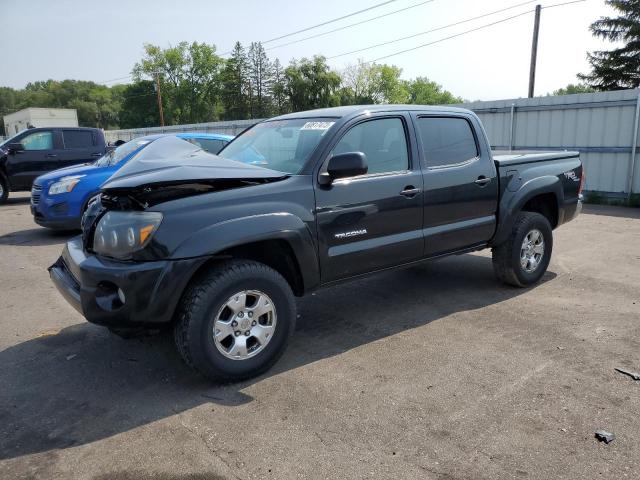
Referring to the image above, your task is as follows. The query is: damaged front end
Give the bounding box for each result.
[50,135,291,328]
[80,135,287,259]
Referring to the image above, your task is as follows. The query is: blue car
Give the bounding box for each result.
[31,132,233,230]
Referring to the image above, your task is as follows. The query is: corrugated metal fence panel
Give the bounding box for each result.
[457,89,640,194]
[104,119,262,143]
[104,89,640,194]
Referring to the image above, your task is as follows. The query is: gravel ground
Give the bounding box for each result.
[1,191,639,480]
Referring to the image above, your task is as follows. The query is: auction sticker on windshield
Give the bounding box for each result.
[301,121,335,130]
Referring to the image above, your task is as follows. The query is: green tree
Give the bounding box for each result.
[118,81,161,128]
[405,77,462,105]
[374,64,409,103]
[552,83,596,95]
[271,59,288,115]
[133,41,224,124]
[578,0,640,90]
[284,56,341,111]
[340,61,408,104]
[220,42,250,121]
[0,87,21,135]
[15,80,122,128]
[247,42,274,118]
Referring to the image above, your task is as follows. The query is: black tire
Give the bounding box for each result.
[174,260,296,382]
[0,175,8,204]
[492,211,553,287]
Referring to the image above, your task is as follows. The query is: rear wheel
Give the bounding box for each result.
[492,211,553,287]
[174,260,296,382]
[0,175,8,204]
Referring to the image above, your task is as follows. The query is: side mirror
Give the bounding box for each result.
[319,152,368,185]
[8,142,24,154]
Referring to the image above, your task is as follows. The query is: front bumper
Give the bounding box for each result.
[31,192,81,230]
[32,204,80,230]
[49,237,206,327]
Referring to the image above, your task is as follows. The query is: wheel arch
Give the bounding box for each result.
[492,175,562,246]
[172,213,320,297]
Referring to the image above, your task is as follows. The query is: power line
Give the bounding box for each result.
[262,0,399,44]
[541,0,586,10]
[327,0,537,60]
[364,0,586,64]
[266,0,435,52]
[368,10,534,63]
[220,0,400,54]
[101,74,133,84]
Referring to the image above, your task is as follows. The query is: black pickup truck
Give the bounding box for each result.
[49,105,583,382]
[0,127,107,204]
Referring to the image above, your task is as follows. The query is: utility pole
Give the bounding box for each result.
[155,72,165,127]
[528,4,541,98]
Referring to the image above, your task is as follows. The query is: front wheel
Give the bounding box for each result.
[0,175,8,204]
[174,260,296,382]
[492,212,553,287]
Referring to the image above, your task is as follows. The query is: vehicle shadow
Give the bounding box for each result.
[0,228,77,246]
[0,195,30,206]
[0,254,556,460]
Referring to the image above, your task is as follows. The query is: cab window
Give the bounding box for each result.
[331,118,408,175]
[63,130,94,149]
[20,131,53,150]
[417,117,478,168]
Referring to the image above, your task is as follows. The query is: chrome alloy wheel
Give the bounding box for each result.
[0,181,4,198]
[520,229,545,273]
[213,290,277,360]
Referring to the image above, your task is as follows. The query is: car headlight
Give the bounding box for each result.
[48,175,85,195]
[93,211,163,259]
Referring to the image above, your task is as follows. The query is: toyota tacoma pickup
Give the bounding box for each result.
[49,105,583,382]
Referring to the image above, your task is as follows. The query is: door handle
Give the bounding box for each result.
[475,176,491,186]
[45,154,58,158]
[91,152,102,157]
[400,186,421,198]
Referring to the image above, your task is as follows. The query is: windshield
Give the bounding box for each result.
[219,118,336,173]
[95,138,152,167]
[0,131,23,149]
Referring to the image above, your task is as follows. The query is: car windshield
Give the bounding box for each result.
[0,131,22,149]
[95,138,152,167]
[218,118,336,174]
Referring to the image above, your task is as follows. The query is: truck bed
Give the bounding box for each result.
[492,150,580,167]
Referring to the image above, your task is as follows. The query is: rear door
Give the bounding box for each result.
[58,129,103,167]
[5,129,58,189]
[411,114,498,256]
[315,113,424,282]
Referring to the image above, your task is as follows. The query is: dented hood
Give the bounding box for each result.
[102,136,285,190]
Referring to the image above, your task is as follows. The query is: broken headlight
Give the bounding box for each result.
[93,211,163,259]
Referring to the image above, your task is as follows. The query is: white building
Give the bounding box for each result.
[3,108,78,136]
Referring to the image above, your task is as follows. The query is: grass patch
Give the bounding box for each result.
[583,191,640,207]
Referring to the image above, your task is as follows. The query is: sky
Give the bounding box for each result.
[1,0,617,101]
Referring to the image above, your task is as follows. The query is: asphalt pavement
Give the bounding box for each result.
[1,192,639,479]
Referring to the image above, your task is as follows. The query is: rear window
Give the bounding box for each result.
[416,117,478,168]
[63,130,94,149]
[184,138,227,154]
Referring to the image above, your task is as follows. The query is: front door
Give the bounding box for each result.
[412,114,498,256]
[315,114,424,282]
[5,129,58,189]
